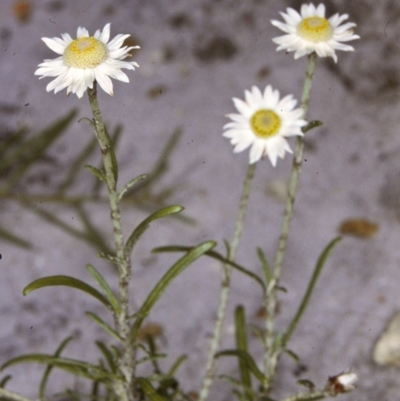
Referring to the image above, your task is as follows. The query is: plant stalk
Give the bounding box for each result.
[87,83,134,401]
[264,53,317,384]
[280,389,331,401]
[199,162,256,401]
[0,389,34,401]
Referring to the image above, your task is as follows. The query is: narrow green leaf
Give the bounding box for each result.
[283,237,342,346]
[0,225,32,249]
[63,389,83,401]
[249,324,265,346]
[297,379,315,390]
[22,202,110,253]
[111,345,121,360]
[95,341,116,372]
[39,336,73,399]
[0,126,28,161]
[219,373,260,401]
[118,174,149,202]
[0,375,11,388]
[295,395,324,401]
[76,205,114,255]
[131,241,216,341]
[85,165,106,183]
[102,126,119,184]
[86,264,121,314]
[235,306,252,391]
[57,136,97,192]
[137,354,167,366]
[89,125,121,195]
[1,109,78,187]
[223,239,231,257]
[158,376,178,394]
[1,354,120,382]
[153,245,265,291]
[273,332,284,351]
[146,334,161,374]
[257,247,271,284]
[218,374,245,388]
[136,377,168,401]
[232,389,247,401]
[284,349,300,364]
[124,205,184,258]
[85,312,121,342]
[91,380,100,401]
[215,350,267,386]
[23,275,112,310]
[167,355,187,377]
[301,120,323,134]
[130,128,183,194]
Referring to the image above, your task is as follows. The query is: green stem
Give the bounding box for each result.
[280,389,330,401]
[264,53,317,384]
[87,84,134,401]
[0,389,34,401]
[199,162,256,401]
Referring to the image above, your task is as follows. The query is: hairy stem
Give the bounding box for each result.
[199,162,256,401]
[264,53,317,384]
[87,84,134,401]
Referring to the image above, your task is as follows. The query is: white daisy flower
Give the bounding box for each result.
[271,3,360,62]
[35,23,139,98]
[223,85,307,166]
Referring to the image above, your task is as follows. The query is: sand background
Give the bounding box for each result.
[1,0,399,400]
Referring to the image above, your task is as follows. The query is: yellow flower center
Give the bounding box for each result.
[251,109,281,138]
[297,17,333,42]
[63,37,107,68]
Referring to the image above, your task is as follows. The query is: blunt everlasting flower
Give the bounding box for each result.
[223,85,307,166]
[271,3,359,62]
[35,23,139,98]
[328,371,358,394]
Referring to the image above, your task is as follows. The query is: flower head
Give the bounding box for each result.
[223,85,306,166]
[271,3,359,62]
[35,23,139,98]
[328,371,358,394]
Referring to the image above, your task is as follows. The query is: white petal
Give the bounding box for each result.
[61,33,73,44]
[77,26,89,37]
[108,34,130,50]
[249,141,265,164]
[42,37,66,55]
[233,98,252,118]
[285,8,302,24]
[97,23,111,44]
[233,136,254,153]
[95,69,114,96]
[316,4,326,17]
[271,19,293,34]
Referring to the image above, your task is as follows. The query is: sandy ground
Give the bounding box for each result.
[1,0,400,400]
